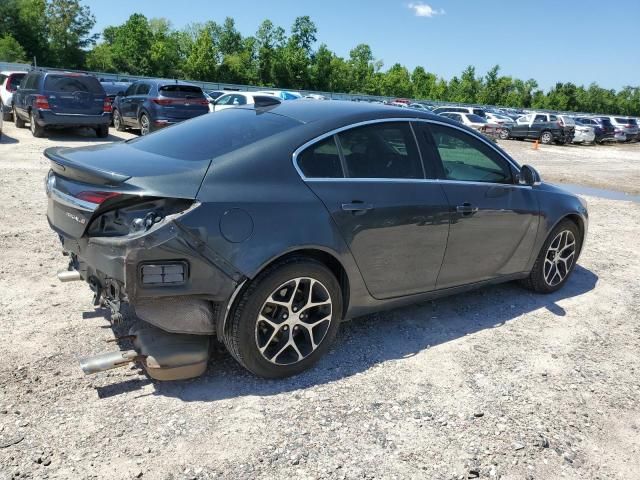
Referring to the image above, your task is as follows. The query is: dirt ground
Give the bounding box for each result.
[0,121,639,480]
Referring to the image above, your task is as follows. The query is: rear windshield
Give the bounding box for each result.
[159,84,204,98]
[7,73,26,90]
[127,108,299,161]
[44,74,104,94]
[629,119,638,126]
[615,117,633,124]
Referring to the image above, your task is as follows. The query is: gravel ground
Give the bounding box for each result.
[0,122,639,480]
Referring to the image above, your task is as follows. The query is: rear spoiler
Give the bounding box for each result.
[44,147,131,186]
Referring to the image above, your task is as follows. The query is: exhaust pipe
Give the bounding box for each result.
[57,270,82,282]
[79,350,139,375]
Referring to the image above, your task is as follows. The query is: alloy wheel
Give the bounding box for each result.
[543,230,576,286]
[255,277,333,366]
[113,111,121,130]
[140,115,149,136]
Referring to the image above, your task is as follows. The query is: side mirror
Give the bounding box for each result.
[518,165,541,186]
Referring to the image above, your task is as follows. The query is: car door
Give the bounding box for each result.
[421,122,539,289]
[298,121,450,299]
[130,82,151,125]
[509,114,530,138]
[528,114,548,138]
[119,83,138,125]
[14,73,35,118]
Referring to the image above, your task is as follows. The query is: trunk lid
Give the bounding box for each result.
[45,142,211,238]
[156,84,209,120]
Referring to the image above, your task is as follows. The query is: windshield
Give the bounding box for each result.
[127,108,299,161]
[44,74,104,94]
[466,114,487,123]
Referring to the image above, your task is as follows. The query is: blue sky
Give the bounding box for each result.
[84,0,640,91]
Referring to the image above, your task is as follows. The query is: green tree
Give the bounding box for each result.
[0,34,27,62]
[0,0,48,64]
[45,0,97,68]
[411,66,437,100]
[183,21,219,81]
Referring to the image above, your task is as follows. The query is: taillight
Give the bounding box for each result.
[35,95,50,110]
[75,191,121,204]
[103,99,112,113]
[152,98,173,106]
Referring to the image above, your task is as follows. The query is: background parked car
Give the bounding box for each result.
[575,116,615,143]
[408,103,431,111]
[100,80,131,124]
[486,112,515,129]
[255,90,302,100]
[438,111,502,139]
[13,71,111,138]
[433,105,487,118]
[605,116,639,142]
[509,113,572,144]
[112,79,209,135]
[0,71,27,121]
[204,90,225,112]
[210,91,282,112]
[572,119,596,144]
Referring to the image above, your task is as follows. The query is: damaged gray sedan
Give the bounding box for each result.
[45,101,588,380]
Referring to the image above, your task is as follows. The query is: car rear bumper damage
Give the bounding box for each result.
[51,208,245,380]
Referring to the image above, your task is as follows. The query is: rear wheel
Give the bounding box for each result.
[499,128,510,140]
[139,113,150,136]
[29,111,45,137]
[540,131,553,144]
[522,219,581,293]
[1,101,11,121]
[95,124,109,138]
[223,258,342,378]
[14,107,25,128]
[113,109,125,132]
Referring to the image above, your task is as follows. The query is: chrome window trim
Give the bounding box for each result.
[292,117,521,182]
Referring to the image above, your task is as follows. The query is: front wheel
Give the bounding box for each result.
[499,129,510,140]
[223,258,343,378]
[540,131,553,144]
[522,219,581,293]
[113,109,125,132]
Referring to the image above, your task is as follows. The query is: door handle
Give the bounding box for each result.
[341,202,373,215]
[456,202,478,215]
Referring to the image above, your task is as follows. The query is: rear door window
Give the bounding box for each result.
[534,114,547,123]
[297,136,343,178]
[44,75,103,94]
[337,122,424,179]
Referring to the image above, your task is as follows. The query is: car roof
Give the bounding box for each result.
[258,99,445,125]
[137,78,201,87]
[0,71,27,75]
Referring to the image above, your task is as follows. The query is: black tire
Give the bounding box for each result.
[223,257,343,378]
[521,219,582,294]
[139,113,150,136]
[14,107,25,128]
[95,124,109,138]
[112,109,126,132]
[499,129,510,140]
[30,111,45,137]
[1,102,11,121]
[540,131,553,144]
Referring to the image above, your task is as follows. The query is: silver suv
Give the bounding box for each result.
[605,116,639,142]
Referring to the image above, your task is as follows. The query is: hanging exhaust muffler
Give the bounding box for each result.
[57,270,82,282]
[79,350,140,374]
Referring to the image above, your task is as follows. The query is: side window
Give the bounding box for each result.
[216,94,232,105]
[136,83,151,95]
[534,114,547,123]
[297,136,343,179]
[337,122,423,179]
[124,83,137,96]
[428,124,512,184]
[235,95,247,105]
[549,115,557,122]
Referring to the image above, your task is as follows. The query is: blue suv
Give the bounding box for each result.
[13,71,111,138]
[111,79,209,135]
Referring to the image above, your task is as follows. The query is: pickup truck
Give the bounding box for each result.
[508,113,574,144]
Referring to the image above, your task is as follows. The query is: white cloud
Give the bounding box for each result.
[408,3,445,17]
